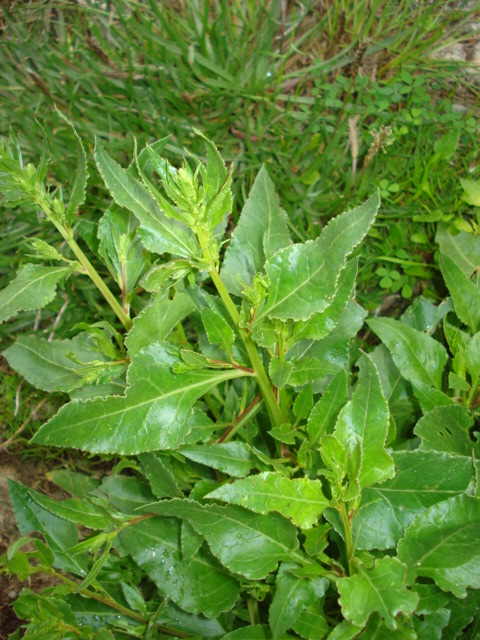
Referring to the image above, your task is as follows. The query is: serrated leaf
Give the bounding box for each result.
[414,405,476,456]
[258,192,379,322]
[3,333,109,393]
[0,264,70,325]
[440,253,480,333]
[334,355,394,489]
[28,491,115,529]
[97,206,147,294]
[55,108,88,224]
[293,385,314,421]
[269,563,328,639]
[293,258,358,342]
[94,141,198,258]
[337,557,419,630]
[370,344,417,444]
[153,598,228,638]
[8,480,86,576]
[138,452,183,498]
[352,450,474,550]
[397,494,480,597]
[147,498,299,579]
[287,358,340,387]
[307,370,348,448]
[206,472,329,529]
[221,166,291,296]
[367,317,448,391]
[125,291,194,357]
[180,443,257,478]
[269,357,294,389]
[436,225,480,278]
[32,341,249,454]
[119,515,240,617]
[201,306,235,354]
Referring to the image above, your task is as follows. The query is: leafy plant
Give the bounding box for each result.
[1,128,480,639]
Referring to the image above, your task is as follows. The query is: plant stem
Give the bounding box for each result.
[339,501,354,576]
[196,227,284,428]
[36,196,132,331]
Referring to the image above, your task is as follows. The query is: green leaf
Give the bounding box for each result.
[436,225,480,278]
[147,499,299,579]
[360,614,417,639]
[269,563,328,639]
[367,317,448,391]
[55,108,88,225]
[460,177,480,207]
[221,166,291,296]
[292,601,330,639]
[337,557,419,630]
[138,452,183,498]
[94,141,198,258]
[307,370,348,448]
[293,385,314,421]
[0,264,69,325]
[8,480,86,576]
[201,307,235,354]
[28,491,115,529]
[258,192,379,322]
[97,206,147,295]
[440,253,480,332]
[466,330,480,391]
[32,342,249,454]
[100,474,156,514]
[125,291,194,357]
[293,258,358,342]
[269,357,294,389]
[412,585,450,640]
[287,358,340,387]
[414,405,476,456]
[206,472,329,529]
[352,450,474,550]
[179,443,257,478]
[194,129,233,230]
[3,333,109,393]
[334,355,394,489]
[397,494,480,597]
[325,620,362,639]
[119,515,240,617]
[370,344,417,444]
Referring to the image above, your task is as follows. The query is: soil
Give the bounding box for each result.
[0,452,62,639]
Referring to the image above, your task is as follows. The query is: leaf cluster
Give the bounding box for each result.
[1,132,480,639]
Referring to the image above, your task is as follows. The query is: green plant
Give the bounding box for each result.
[1,128,479,638]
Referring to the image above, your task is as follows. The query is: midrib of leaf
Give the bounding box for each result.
[56,368,248,428]
[158,501,297,555]
[383,323,441,390]
[407,522,477,565]
[12,339,88,373]
[259,214,359,321]
[2,266,68,307]
[358,566,390,615]
[271,576,308,637]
